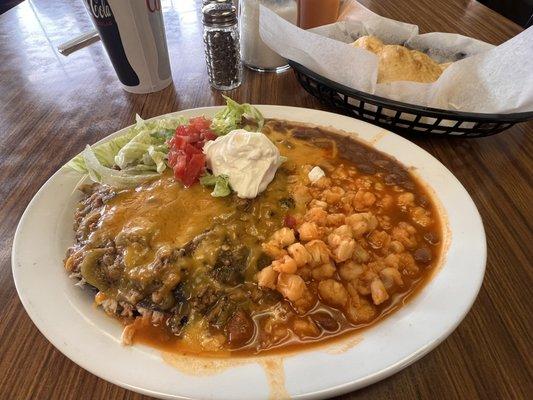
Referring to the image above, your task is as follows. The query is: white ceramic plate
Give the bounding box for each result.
[12,106,486,399]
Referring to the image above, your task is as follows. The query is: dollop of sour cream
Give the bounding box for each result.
[203,129,285,199]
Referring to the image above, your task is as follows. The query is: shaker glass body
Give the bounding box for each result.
[240,0,297,72]
[203,24,243,90]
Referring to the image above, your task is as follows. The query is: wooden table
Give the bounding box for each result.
[0,0,531,398]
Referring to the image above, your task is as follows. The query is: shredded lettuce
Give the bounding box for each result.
[67,114,187,174]
[210,95,264,136]
[82,145,160,188]
[115,136,168,174]
[200,173,232,197]
[67,130,138,173]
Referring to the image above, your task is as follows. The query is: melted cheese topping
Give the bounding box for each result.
[93,175,233,265]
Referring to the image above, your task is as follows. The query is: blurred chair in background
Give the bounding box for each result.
[1,0,24,14]
[479,0,532,27]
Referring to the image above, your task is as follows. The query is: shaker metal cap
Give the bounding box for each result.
[202,0,233,5]
[202,3,237,27]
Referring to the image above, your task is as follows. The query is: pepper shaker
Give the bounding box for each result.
[202,3,243,91]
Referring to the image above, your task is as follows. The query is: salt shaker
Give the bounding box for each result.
[240,0,297,72]
[202,3,243,91]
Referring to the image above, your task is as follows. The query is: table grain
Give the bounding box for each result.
[0,0,531,399]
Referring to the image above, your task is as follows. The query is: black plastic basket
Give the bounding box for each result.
[289,61,533,137]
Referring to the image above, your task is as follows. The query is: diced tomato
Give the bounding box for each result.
[169,135,185,150]
[167,117,216,187]
[185,142,202,155]
[171,152,187,180]
[167,149,176,165]
[180,153,206,187]
[200,128,217,142]
[284,215,297,229]
[189,116,211,131]
[168,147,185,167]
[188,133,201,144]
[175,124,189,137]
